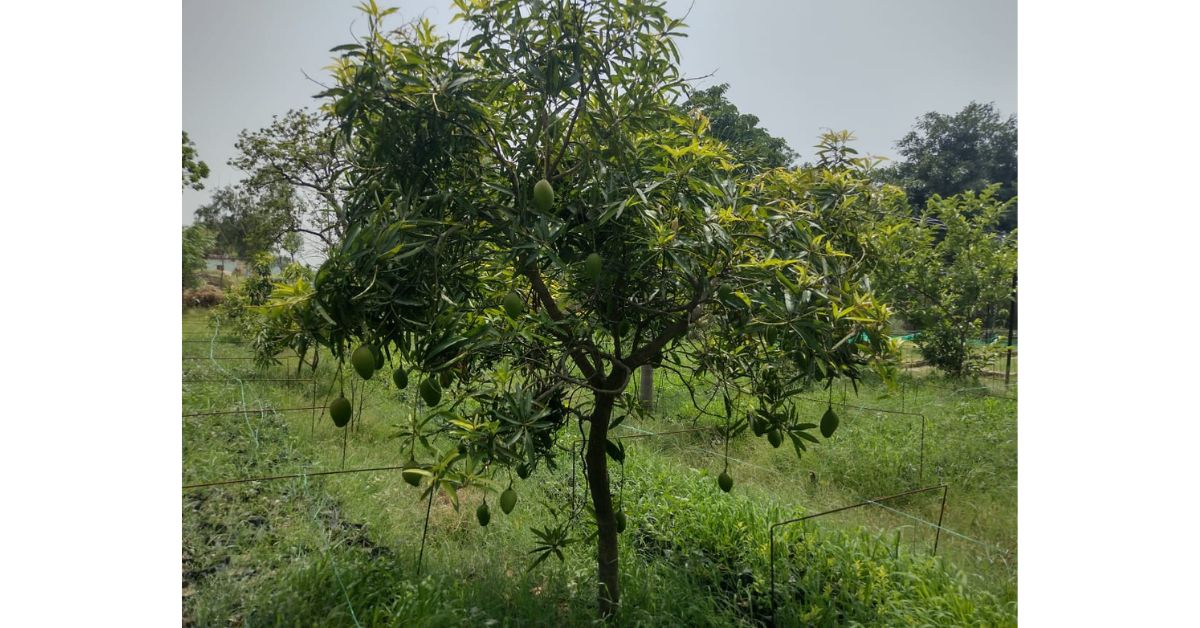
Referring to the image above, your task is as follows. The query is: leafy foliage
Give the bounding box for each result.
[229,108,351,250]
[281,231,304,262]
[182,131,210,191]
[872,186,1017,376]
[624,458,1015,626]
[254,0,895,614]
[216,254,280,336]
[194,184,296,259]
[182,224,215,289]
[243,252,276,306]
[682,83,797,172]
[882,102,1018,231]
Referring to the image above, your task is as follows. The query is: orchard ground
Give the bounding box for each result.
[183,310,1016,626]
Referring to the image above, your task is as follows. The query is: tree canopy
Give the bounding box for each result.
[255,0,896,617]
[884,102,1017,231]
[682,83,797,171]
[194,183,295,259]
[229,109,351,250]
[872,185,1017,375]
[182,131,210,191]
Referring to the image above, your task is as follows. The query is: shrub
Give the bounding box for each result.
[183,285,224,308]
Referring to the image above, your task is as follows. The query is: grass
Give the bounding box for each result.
[183,310,1016,626]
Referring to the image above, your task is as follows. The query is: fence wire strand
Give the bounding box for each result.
[183,326,1005,562]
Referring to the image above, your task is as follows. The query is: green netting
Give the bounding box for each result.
[889,332,1016,347]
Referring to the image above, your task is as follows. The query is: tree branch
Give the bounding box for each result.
[522,264,598,381]
[624,282,705,368]
[285,226,335,248]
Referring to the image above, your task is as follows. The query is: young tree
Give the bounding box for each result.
[287,1,893,617]
[182,224,215,288]
[281,231,304,264]
[873,186,1017,376]
[182,131,210,191]
[883,102,1018,231]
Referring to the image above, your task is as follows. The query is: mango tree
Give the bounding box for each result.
[291,0,893,617]
[872,186,1017,376]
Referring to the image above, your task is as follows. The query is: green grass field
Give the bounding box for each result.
[183,310,1016,626]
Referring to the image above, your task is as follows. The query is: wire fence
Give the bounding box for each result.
[181,319,1014,607]
[768,484,948,617]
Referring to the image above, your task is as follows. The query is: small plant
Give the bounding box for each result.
[243,252,275,306]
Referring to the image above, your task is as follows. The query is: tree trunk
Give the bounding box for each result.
[638,365,654,410]
[585,392,620,617]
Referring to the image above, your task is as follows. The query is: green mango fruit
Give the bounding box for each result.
[402,460,422,487]
[533,178,554,211]
[351,345,375,380]
[768,429,783,448]
[516,463,531,479]
[502,292,524,318]
[718,471,733,493]
[329,396,352,428]
[584,252,603,281]
[419,378,442,406]
[477,501,491,527]
[500,487,517,514]
[439,369,453,388]
[392,368,408,390]
[615,511,627,534]
[821,406,840,438]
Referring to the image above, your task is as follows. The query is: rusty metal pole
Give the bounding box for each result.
[639,365,654,411]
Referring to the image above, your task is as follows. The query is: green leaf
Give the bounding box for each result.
[605,439,625,463]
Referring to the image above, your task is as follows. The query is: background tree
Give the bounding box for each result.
[181,224,215,288]
[280,1,893,617]
[872,185,1017,376]
[281,231,304,264]
[194,183,296,259]
[882,102,1018,231]
[682,83,797,171]
[228,108,350,250]
[182,131,210,191]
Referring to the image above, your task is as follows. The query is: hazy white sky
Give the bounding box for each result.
[183,0,1016,226]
